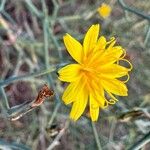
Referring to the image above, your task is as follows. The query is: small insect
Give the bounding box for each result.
[32,84,54,107]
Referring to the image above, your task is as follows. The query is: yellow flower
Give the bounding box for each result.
[58,24,132,121]
[97,3,112,18]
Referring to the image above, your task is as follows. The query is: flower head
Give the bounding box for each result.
[97,3,112,18]
[58,24,132,121]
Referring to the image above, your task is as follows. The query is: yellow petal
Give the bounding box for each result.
[63,34,83,63]
[83,24,100,56]
[99,46,124,65]
[62,79,82,105]
[90,81,106,108]
[90,94,99,121]
[88,45,124,67]
[101,79,128,96]
[107,38,116,49]
[70,88,88,121]
[94,36,107,51]
[92,90,106,108]
[58,64,81,82]
[88,36,106,65]
[99,64,129,78]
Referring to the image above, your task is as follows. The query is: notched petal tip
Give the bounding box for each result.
[70,112,80,121]
[63,34,68,41]
[63,33,72,43]
[92,24,100,34]
[70,115,78,122]
[91,116,99,121]
[63,33,69,37]
[93,24,100,28]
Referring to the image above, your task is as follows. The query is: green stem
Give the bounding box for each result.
[144,25,150,47]
[52,0,59,20]
[128,132,150,150]
[0,87,10,109]
[91,122,103,150]
[41,0,51,70]
[1,11,17,24]
[41,1,64,131]
[0,66,57,87]
[48,27,63,61]
[25,0,43,18]
[43,20,49,68]
[48,103,61,127]
[0,0,6,11]
[118,0,150,21]
[41,0,61,105]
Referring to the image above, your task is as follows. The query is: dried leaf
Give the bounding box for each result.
[7,84,54,121]
[32,84,54,107]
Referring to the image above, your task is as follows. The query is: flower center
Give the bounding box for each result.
[80,65,95,80]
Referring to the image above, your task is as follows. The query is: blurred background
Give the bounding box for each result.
[0,0,150,149]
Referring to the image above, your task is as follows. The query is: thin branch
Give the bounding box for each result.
[48,103,61,127]
[91,122,103,150]
[118,0,150,21]
[0,87,10,109]
[25,0,43,18]
[128,132,150,150]
[41,0,62,105]
[0,0,6,12]
[144,25,150,47]
[0,66,57,87]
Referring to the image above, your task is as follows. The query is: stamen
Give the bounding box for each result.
[106,37,115,45]
[116,48,126,65]
[120,48,126,59]
[120,73,130,83]
[106,99,116,104]
[107,92,118,102]
[118,58,133,71]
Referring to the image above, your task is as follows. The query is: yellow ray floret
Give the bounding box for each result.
[58,24,132,121]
